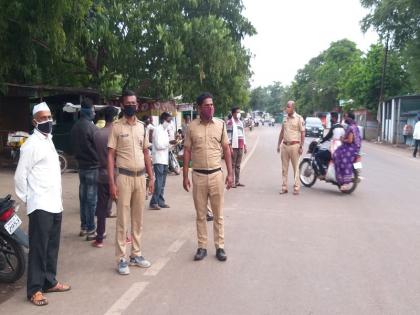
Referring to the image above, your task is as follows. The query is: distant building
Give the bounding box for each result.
[379,94,420,145]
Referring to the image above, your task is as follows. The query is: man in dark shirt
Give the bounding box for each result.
[90,106,118,247]
[70,98,99,237]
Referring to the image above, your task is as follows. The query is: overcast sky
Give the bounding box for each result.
[242,0,379,88]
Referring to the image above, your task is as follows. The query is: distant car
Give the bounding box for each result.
[305,117,324,137]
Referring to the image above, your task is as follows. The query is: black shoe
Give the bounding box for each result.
[216,248,227,261]
[206,214,214,221]
[194,248,207,261]
[86,232,107,241]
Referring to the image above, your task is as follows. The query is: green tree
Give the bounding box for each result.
[286,39,361,116]
[340,43,412,111]
[249,82,288,116]
[0,0,255,105]
[360,0,420,91]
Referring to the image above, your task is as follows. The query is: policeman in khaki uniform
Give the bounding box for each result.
[277,101,305,195]
[183,92,233,262]
[108,90,155,275]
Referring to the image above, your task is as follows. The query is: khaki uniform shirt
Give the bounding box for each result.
[108,117,149,171]
[283,113,305,142]
[184,118,229,170]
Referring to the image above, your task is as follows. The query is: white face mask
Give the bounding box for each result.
[237,113,241,119]
[162,121,170,129]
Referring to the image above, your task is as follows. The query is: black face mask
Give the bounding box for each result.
[123,106,136,117]
[36,120,53,134]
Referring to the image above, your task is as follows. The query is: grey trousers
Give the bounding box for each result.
[232,148,244,185]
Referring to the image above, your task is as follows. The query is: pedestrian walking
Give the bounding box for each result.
[15,102,70,306]
[183,92,233,262]
[413,116,420,158]
[70,98,99,237]
[90,106,118,247]
[227,106,247,187]
[108,90,154,275]
[149,112,176,210]
[277,100,305,195]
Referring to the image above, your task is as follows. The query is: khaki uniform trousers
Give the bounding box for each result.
[115,173,146,261]
[192,170,224,249]
[281,143,301,191]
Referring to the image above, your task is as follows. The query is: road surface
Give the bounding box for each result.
[1,125,420,314]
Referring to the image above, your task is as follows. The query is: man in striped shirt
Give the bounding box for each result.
[227,107,247,188]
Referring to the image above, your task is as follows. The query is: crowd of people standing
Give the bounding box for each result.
[14,91,242,306]
[13,91,368,307]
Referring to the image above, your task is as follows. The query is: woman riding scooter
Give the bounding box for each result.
[333,112,362,191]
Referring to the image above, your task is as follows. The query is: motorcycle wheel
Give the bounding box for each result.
[299,160,317,187]
[0,234,26,283]
[169,153,181,175]
[340,168,358,194]
[58,154,68,173]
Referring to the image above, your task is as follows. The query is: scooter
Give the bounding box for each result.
[299,140,362,194]
[0,195,28,283]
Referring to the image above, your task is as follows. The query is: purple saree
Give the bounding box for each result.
[333,121,361,185]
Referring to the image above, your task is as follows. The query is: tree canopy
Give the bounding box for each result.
[361,0,420,90]
[0,0,255,113]
[251,38,414,117]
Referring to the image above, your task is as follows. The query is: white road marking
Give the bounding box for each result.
[167,239,187,253]
[105,282,149,315]
[143,256,171,276]
[241,135,260,170]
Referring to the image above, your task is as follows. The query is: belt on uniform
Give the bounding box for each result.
[283,141,300,145]
[193,168,222,175]
[118,168,146,177]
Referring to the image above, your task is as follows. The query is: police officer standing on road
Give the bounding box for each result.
[183,92,233,262]
[107,90,155,275]
[277,101,305,195]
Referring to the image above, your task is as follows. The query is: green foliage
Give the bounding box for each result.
[285,39,362,116]
[0,0,255,107]
[360,0,420,92]
[249,82,288,116]
[340,43,412,111]
[264,38,413,116]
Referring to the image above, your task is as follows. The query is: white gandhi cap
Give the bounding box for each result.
[32,102,51,115]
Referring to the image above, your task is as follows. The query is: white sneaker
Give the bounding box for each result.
[118,258,130,275]
[129,256,151,268]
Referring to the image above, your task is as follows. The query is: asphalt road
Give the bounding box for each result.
[1,125,420,314]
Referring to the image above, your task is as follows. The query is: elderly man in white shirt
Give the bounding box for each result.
[14,102,70,306]
[149,112,176,210]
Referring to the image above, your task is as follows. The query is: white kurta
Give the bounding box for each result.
[14,129,63,215]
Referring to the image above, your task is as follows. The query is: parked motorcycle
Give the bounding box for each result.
[299,140,362,194]
[168,140,182,175]
[0,195,28,283]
